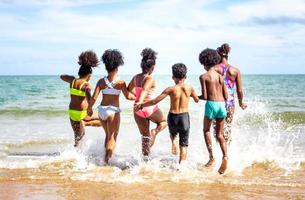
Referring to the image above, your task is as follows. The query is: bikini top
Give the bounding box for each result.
[70,79,87,97]
[101,76,121,96]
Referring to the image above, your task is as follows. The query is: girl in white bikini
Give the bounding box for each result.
[87,49,135,164]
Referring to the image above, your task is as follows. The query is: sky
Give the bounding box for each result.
[0,0,305,75]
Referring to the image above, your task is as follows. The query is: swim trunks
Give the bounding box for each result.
[204,101,227,119]
[167,112,190,147]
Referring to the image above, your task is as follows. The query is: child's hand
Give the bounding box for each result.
[239,102,247,110]
[87,107,93,116]
[134,103,142,111]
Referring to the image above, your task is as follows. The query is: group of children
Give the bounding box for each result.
[61,44,247,174]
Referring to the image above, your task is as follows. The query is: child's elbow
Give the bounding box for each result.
[127,93,135,100]
[128,96,135,101]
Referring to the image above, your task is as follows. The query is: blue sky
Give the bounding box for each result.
[0,0,304,75]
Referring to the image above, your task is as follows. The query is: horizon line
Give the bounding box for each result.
[0,73,305,76]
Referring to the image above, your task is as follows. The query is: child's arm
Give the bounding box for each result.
[135,87,171,110]
[60,75,75,83]
[127,77,136,95]
[235,70,247,110]
[84,83,92,102]
[190,86,199,103]
[198,75,207,100]
[87,80,101,116]
[121,81,135,100]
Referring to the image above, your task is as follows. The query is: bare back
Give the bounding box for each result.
[201,70,226,101]
[92,76,129,108]
[168,84,194,113]
[99,78,122,107]
[69,79,90,110]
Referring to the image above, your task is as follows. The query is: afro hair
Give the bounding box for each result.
[199,48,221,69]
[172,63,187,79]
[101,49,124,72]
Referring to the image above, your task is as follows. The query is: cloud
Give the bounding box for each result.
[247,16,305,26]
[0,0,305,74]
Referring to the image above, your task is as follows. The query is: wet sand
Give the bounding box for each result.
[1,179,305,200]
[1,166,304,200]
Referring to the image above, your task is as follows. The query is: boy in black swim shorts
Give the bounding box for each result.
[135,63,199,163]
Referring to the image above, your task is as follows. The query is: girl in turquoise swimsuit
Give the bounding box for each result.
[215,43,247,143]
[60,50,99,147]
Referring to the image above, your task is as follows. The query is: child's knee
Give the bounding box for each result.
[216,134,224,142]
[203,129,210,134]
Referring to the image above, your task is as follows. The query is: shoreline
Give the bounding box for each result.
[1,178,304,200]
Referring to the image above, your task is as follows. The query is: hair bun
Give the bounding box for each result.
[216,43,230,58]
[78,50,99,68]
[141,48,157,61]
[221,43,230,54]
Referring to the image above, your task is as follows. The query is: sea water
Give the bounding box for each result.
[0,75,304,187]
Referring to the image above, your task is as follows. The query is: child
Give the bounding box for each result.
[127,48,167,158]
[87,49,135,164]
[198,48,228,174]
[60,50,99,147]
[214,43,247,143]
[135,63,199,164]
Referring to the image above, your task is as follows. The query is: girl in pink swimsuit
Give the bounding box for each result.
[128,48,167,158]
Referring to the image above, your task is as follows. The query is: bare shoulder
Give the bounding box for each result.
[144,75,155,86]
[165,85,174,93]
[199,74,207,81]
[117,78,126,85]
[97,78,106,87]
[184,84,194,92]
[229,65,240,75]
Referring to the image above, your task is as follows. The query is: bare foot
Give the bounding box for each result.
[218,157,228,174]
[204,158,215,167]
[150,129,157,147]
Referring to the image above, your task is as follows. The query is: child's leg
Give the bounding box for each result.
[203,116,214,167]
[83,113,102,127]
[70,119,85,147]
[224,106,235,144]
[84,119,102,127]
[105,113,120,164]
[149,109,167,147]
[179,146,187,163]
[170,133,178,155]
[215,118,228,174]
[99,120,108,149]
[134,113,151,156]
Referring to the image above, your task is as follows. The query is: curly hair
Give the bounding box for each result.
[141,48,157,72]
[78,50,99,68]
[101,49,124,72]
[199,48,221,69]
[172,63,187,79]
[78,50,98,76]
[217,43,230,60]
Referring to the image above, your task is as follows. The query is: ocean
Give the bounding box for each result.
[0,75,304,199]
